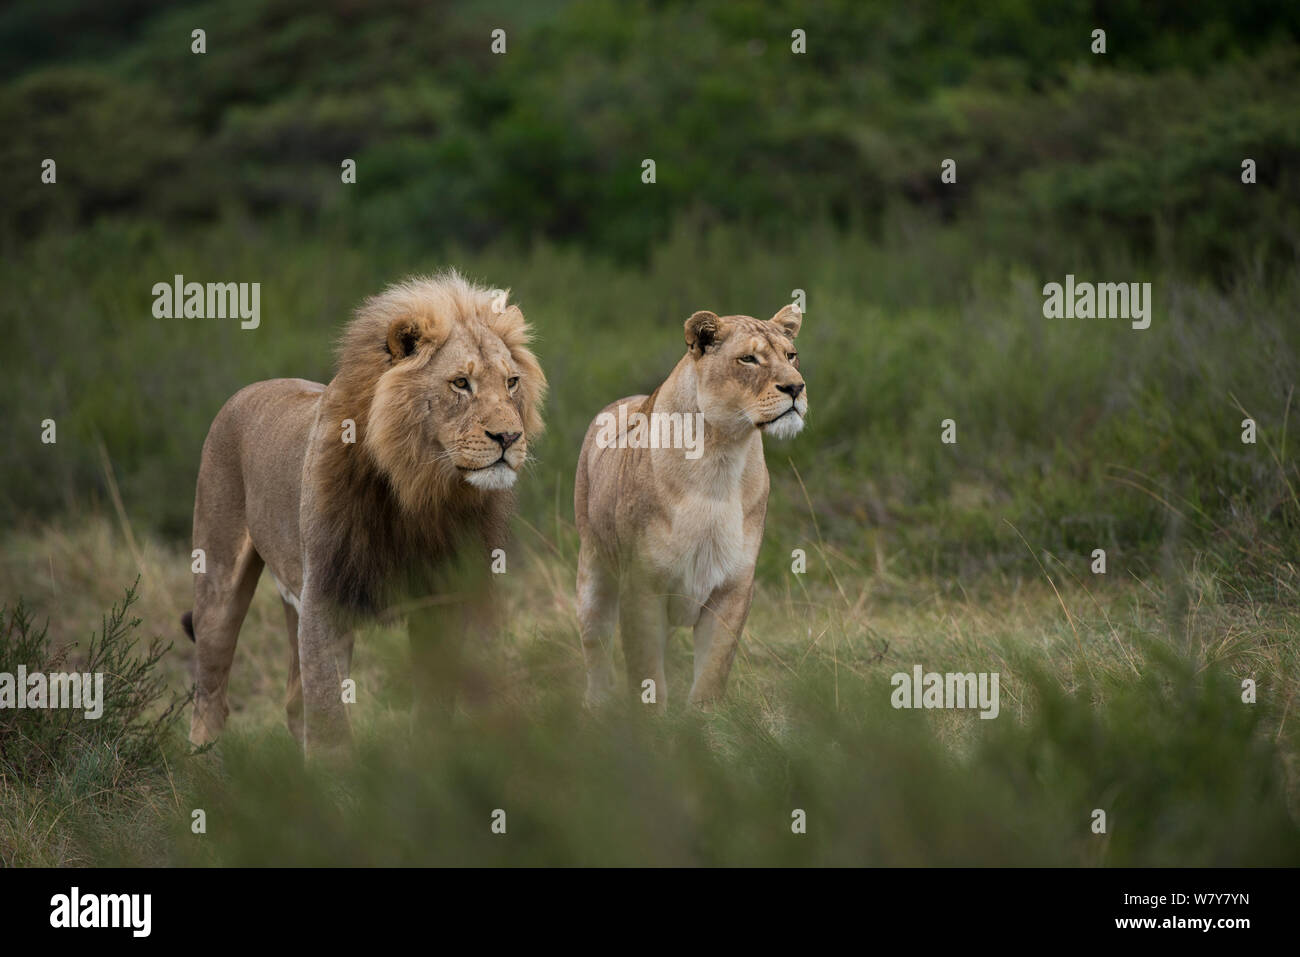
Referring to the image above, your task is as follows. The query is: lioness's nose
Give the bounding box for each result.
[487,430,521,449]
[777,382,804,400]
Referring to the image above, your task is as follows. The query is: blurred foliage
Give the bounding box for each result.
[152,631,1300,866]
[2,0,1299,272]
[7,566,1296,865]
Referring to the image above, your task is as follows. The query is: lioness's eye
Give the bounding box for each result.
[787,352,798,362]
[507,376,519,390]
[739,355,758,364]
[452,377,470,391]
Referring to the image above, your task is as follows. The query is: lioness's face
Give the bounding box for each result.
[685,305,807,441]
[370,304,542,494]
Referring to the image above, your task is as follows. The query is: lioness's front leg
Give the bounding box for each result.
[296,587,355,754]
[688,575,755,706]
[620,585,669,711]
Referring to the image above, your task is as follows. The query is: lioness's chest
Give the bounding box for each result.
[659,494,748,611]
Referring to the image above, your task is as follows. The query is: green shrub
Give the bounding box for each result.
[0,580,184,798]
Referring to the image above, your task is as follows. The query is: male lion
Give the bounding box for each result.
[574,304,806,709]
[183,272,545,752]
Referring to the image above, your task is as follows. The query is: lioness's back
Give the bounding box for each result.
[574,394,648,545]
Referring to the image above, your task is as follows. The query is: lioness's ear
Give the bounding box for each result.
[386,317,421,360]
[684,310,720,354]
[771,304,802,340]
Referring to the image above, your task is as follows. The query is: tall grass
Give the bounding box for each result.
[1,509,1296,865]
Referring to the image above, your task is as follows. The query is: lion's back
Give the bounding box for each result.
[196,378,325,585]
[203,378,324,473]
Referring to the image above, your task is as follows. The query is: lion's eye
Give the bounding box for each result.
[507,376,519,391]
[739,355,758,365]
[787,352,798,362]
[452,377,470,391]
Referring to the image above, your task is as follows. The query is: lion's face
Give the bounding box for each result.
[409,323,530,490]
[684,305,807,441]
[350,279,546,509]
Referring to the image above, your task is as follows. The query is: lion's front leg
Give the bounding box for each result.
[408,579,502,722]
[296,589,355,755]
[408,608,469,721]
[688,575,754,707]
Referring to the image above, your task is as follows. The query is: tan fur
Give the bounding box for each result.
[186,271,546,752]
[574,303,807,709]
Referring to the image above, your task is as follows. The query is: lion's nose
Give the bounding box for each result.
[776,382,804,400]
[487,430,522,449]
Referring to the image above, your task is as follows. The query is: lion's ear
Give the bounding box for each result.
[771,304,802,340]
[485,303,528,347]
[386,317,421,360]
[685,310,721,354]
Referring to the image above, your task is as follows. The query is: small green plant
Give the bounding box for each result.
[0,578,186,805]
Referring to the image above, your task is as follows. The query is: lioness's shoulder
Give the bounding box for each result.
[582,395,648,439]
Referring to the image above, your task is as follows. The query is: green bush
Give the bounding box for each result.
[2,1,1297,271]
[0,580,184,791]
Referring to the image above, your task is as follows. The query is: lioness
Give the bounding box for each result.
[184,272,545,752]
[574,304,806,708]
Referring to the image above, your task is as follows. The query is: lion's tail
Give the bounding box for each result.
[181,610,195,642]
